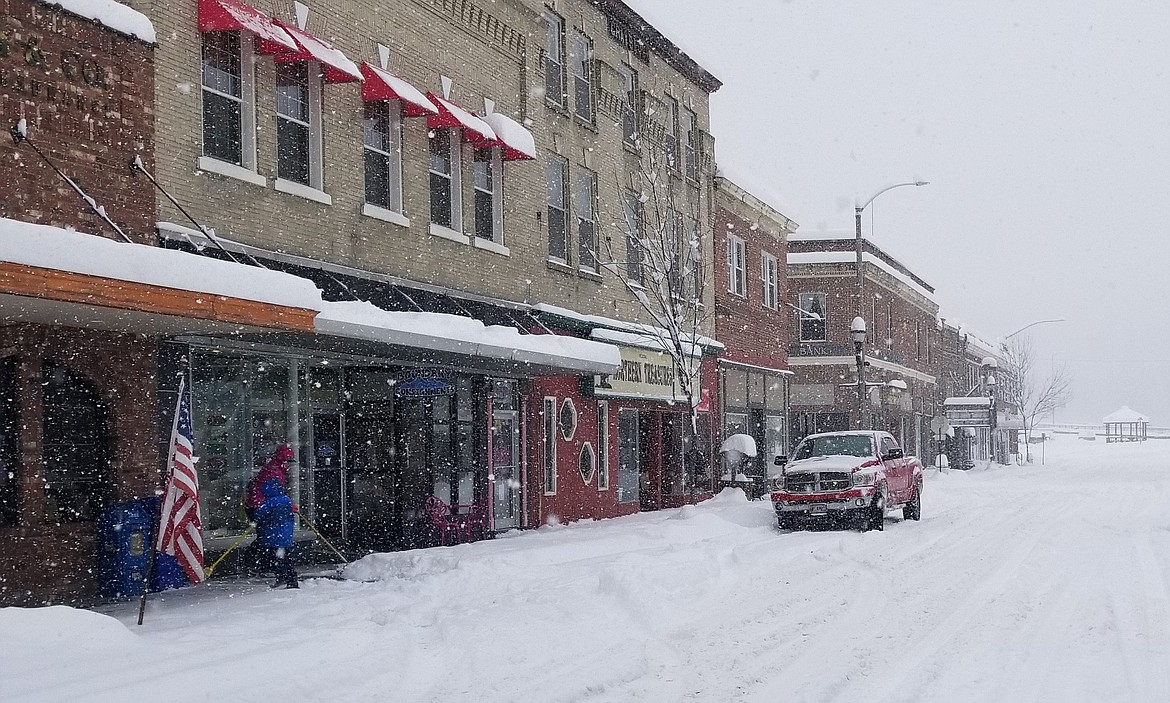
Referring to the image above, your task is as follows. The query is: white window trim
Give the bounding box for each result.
[543,11,566,108]
[200,33,258,175]
[430,129,463,232]
[362,203,410,228]
[727,234,746,297]
[543,396,557,496]
[429,222,470,244]
[577,168,598,272]
[579,441,596,485]
[274,177,332,205]
[474,147,504,245]
[559,397,578,441]
[474,237,510,256]
[597,400,610,491]
[547,158,570,265]
[570,29,593,122]
[761,251,778,310]
[799,292,829,343]
[197,155,266,187]
[364,99,404,214]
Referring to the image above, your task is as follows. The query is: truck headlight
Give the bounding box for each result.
[852,472,876,487]
[768,475,785,491]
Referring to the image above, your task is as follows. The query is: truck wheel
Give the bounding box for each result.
[777,514,795,531]
[904,481,922,521]
[865,492,885,532]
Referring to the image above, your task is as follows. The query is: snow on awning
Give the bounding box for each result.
[589,327,703,358]
[360,63,437,117]
[315,301,621,375]
[271,20,362,83]
[197,0,296,53]
[427,94,496,144]
[482,112,536,161]
[943,397,992,407]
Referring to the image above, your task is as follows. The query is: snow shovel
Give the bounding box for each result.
[297,514,353,578]
[204,524,255,579]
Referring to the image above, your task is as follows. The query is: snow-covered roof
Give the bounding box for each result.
[315,301,621,374]
[787,251,935,301]
[714,166,802,229]
[0,217,324,310]
[1103,406,1150,424]
[944,397,993,407]
[589,328,703,358]
[43,0,156,43]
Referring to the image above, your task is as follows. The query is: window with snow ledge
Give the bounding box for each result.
[799,292,828,342]
[364,99,404,215]
[276,61,324,192]
[619,64,638,148]
[201,31,258,177]
[664,96,679,171]
[682,106,699,181]
[473,146,503,244]
[727,234,746,297]
[547,156,570,264]
[576,166,598,272]
[429,128,462,231]
[542,11,566,108]
[569,29,594,123]
[624,191,644,285]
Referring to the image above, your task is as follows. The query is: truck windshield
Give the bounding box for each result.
[792,435,874,460]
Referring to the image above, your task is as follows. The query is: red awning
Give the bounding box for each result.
[360,63,437,117]
[269,20,363,83]
[482,112,537,161]
[427,94,496,144]
[198,0,297,53]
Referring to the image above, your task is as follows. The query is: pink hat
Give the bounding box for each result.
[272,445,295,462]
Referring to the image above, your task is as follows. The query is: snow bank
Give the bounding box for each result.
[44,0,156,43]
[0,217,326,310]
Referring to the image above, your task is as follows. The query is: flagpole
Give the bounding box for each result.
[138,376,186,626]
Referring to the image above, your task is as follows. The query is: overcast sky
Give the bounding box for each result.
[628,0,1170,425]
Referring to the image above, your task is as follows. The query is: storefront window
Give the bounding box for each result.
[0,357,19,527]
[42,361,110,524]
[616,408,639,503]
[765,414,785,465]
[724,368,747,408]
[193,352,303,537]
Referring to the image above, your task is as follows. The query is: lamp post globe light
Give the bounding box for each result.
[854,180,929,317]
[852,316,868,430]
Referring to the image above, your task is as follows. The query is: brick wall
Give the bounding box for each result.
[0,324,159,606]
[0,0,155,242]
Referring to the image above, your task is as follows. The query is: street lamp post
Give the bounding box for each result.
[852,317,868,430]
[1003,318,1065,341]
[854,180,929,317]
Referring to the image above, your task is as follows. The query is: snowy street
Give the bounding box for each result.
[5,435,1170,703]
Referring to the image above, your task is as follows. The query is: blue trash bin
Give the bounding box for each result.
[97,501,154,599]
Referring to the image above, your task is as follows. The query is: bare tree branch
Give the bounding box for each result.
[1002,337,1073,461]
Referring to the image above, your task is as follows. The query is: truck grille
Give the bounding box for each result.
[785,471,852,494]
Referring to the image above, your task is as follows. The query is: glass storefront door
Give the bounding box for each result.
[491,397,521,530]
[616,408,640,504]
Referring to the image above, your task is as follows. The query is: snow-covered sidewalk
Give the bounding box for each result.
[4,436,1170,702]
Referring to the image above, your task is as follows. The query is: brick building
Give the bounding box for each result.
[121,0,722,564]
[785,234,940,461]
[712,174,798,487]
[938,319,1022,466]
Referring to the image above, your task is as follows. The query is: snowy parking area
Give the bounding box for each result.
[5,435,1170,702]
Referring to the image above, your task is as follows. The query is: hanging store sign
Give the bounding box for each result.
[586,345,697,403]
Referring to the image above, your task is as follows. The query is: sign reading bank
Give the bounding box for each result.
[589,346,696,402]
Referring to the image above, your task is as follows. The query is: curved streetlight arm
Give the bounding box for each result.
[1004,318,1065,340]
[857,180,930,213]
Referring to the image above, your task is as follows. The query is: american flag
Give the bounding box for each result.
[156,377,204,584]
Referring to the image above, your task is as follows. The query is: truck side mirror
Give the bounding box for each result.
[774,455,787,466]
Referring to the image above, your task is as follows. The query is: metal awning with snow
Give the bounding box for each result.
[0,218,320,335]
[197,0,297,53]
[313,301,620,376]
[427,94,496,144]
[482,112,536,161]
[270,20,362,83]
[360,63,437,116]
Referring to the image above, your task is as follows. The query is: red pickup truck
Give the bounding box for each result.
[770,431,923,531]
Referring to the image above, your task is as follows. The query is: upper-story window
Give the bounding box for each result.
[619,64,638,147]
[682,107,699,181]
[576,166,598,272]
[473,146,503,243]
[799,292,828,342]
[570,30,594,123]
[543,12,565,107]
[686,216,702,301]
[887,302,894,348]
[915,320,922,360]
[727,234,746,297]
[761,252,779,310]
[547,156,570,263]
[202,31,255,169]
[363,100,403,213]
[275,62,322,188]
[667,210,683,296]
[664,96,679,170]
[624,191,644,285]
[429,128,462,231]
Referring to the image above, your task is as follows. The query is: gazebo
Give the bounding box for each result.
[1103,406,1149,443]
